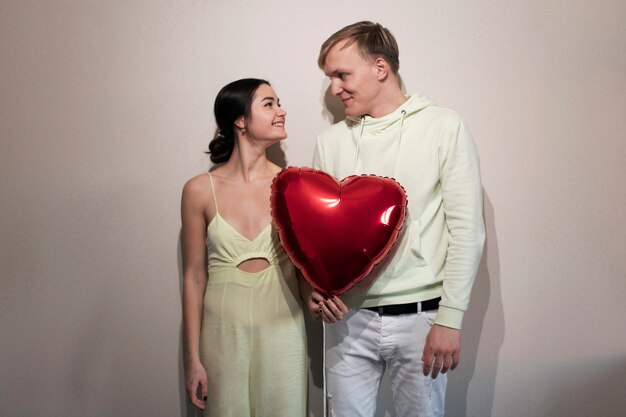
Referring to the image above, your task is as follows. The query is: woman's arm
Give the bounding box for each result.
[181,178,210,409]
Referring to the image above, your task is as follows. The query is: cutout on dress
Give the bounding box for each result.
[237,257,271,273]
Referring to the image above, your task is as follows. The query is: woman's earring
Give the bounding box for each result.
[241,127,246,135]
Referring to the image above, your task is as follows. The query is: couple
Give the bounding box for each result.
[181,21,485,417]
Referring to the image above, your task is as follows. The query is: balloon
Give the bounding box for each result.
[270,167,407,296]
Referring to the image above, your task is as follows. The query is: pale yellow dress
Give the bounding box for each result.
[201,173,307,417]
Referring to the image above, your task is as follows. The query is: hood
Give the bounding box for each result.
[345,94,434,178]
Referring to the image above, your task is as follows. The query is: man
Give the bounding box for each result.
[301,21,485,416]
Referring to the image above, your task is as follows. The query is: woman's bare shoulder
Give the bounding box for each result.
[182,173,213,206]
[183,173,211,192]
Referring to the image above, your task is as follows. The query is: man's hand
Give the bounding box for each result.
[422,324,461,378]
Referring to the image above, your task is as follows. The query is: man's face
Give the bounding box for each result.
[323,41,381,117]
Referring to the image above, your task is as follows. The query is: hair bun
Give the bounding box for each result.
[208,131,234,163]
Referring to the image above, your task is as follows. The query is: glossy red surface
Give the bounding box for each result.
[271,167,407,296]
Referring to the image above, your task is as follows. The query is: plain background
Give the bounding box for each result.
[1,1,625,416]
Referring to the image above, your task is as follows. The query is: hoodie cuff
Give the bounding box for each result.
[434,305,464,329]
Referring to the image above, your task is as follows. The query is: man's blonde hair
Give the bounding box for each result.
[318,21,400,74]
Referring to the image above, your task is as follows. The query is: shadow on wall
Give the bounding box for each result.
[304,306,325,417]
[177,231,202,417]
[445,192,504,417]
[545,357,626,416]
[267,142,287,168]
[322,85,346,125]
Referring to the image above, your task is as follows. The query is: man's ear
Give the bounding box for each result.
[374,57,389,81]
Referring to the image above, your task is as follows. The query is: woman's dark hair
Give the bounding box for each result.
[207,78,270,163]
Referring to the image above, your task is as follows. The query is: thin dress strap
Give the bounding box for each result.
[207,172,219,214]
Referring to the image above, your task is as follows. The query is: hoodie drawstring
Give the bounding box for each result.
[352,110,406,179]
[352,116,366,173]
[393,110,406,179]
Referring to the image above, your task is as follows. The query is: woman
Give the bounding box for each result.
[181,78,306,416]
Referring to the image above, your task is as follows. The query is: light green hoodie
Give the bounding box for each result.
[313,94,485,329]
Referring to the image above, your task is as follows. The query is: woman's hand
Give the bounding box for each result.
[298,277,349,323]
[318,294,349,323]
[185,361,208,410]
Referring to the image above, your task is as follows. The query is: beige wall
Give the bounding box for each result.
[2,1,625,416]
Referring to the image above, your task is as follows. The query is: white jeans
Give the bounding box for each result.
[325,308,446,417]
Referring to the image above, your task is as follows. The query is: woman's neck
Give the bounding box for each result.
[221,141,275,183]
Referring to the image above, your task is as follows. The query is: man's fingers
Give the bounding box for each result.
[422,351,433,376]
[432,354,443,378]
[440,354,452,374]
[427,351,457,377]
[451,352,460,370]
[422,324,461,378]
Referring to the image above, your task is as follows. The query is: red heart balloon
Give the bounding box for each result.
[271,167,407,296]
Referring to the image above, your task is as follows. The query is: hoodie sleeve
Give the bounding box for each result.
[435,118,486,329]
